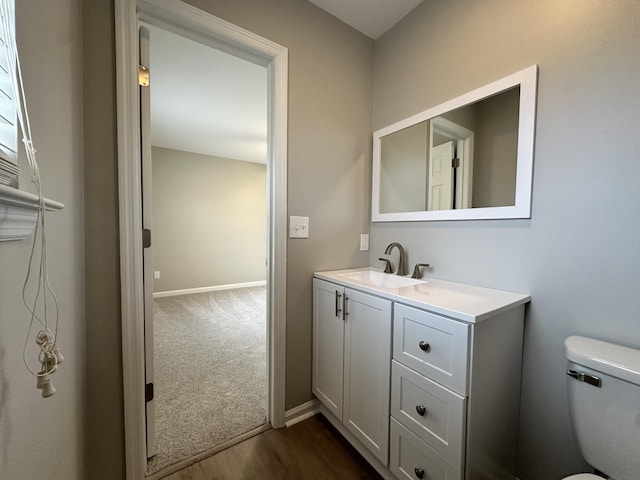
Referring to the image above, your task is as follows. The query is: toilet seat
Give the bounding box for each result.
[563,475,605,480]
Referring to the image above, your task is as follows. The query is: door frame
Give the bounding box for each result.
[115,1,288,478]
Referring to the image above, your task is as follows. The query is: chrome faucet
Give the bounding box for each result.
[378,257,393,273]
[411,263,430,279]
[384,242,406,276]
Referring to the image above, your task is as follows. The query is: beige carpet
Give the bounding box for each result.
[147,286,267,475]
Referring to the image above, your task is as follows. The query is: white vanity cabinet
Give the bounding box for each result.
[313,269,529,480]
[312,277,393,465]
[390,303,526,480]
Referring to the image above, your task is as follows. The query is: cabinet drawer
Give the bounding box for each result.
[390,417,461,480]
[391,361,466,467]
[393,303,470,395]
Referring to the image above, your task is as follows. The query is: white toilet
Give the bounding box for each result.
[563,335,640,480]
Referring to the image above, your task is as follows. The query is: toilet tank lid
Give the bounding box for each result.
[565,336,640,386]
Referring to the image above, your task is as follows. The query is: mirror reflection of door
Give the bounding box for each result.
[428,141,453,210]
[429,116,474,210]
[374,79,529,220]
[378,116,475,213]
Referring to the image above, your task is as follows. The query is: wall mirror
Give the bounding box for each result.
[372,65,538,222]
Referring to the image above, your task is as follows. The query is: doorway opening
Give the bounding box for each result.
[141,23,270,475]
[115,1,288,479]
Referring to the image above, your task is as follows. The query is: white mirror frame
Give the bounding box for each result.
[372,65,538,222]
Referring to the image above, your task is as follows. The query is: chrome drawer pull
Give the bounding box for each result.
[414,467,425,479]
[335,290,342,317]
[343,294,349,321]
[418,341,430,352]
[416,405,426,416]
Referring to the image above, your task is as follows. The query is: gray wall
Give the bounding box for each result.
[151,147,267,293]
[0,1,85,479]
[473,87,519,208]
[83,0,125,478]
[371,1,640,479]
[380,122,428,213]
[81,1,373,478]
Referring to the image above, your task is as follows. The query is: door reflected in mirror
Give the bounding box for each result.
[372,66,537,222]
[379,86,519,213]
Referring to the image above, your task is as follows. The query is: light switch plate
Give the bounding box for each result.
[290,216,309,238]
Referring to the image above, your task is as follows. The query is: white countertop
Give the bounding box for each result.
[314,267,530,323]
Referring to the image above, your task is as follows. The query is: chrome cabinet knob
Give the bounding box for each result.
[416,405,426,416]
[414,467,425,479]
[419,341,430,352]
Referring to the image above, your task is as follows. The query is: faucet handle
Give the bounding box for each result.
[379,258,393,274]
[411,263,430,279]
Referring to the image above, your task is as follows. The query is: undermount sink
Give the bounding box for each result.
[338,270,425,289]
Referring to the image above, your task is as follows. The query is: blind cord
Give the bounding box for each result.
[1,0,63,398]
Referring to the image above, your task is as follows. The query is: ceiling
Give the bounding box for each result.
[149,25,268,164]
[148,2,423,163]
[309,0,424,39]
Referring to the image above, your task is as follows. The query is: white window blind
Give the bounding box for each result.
[0,1,15,163]
[0,0,17,187]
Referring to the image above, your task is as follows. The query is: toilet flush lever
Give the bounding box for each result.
[566,369,602,388]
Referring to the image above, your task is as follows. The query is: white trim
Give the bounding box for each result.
[115,1,288,478]
[372,65,538,222]
[266,38,288,430]
[115,1,147,478]
[0,184,64,210]
[284,399,321,428]
[153,280,267,298]
[0,185,64,242]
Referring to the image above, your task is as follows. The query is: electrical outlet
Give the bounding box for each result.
[360,234,369,251]
[154,271,160,279]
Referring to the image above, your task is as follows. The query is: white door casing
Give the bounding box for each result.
[115,1,288,478]
[429,116,474,210]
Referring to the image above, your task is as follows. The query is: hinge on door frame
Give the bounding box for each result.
[139,65,150,87]
[451,157,460,168]
[145,383,154,402]
[142,229,151,248]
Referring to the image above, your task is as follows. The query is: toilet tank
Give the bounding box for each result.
[565,336,640,480]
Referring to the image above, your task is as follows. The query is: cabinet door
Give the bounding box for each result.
[312,278,345,420]
[343,288,392,465]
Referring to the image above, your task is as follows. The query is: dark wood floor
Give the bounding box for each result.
[161,414,383,480]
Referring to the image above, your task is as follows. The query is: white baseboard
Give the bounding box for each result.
[153,280,266,298]
[284,399,320,428]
